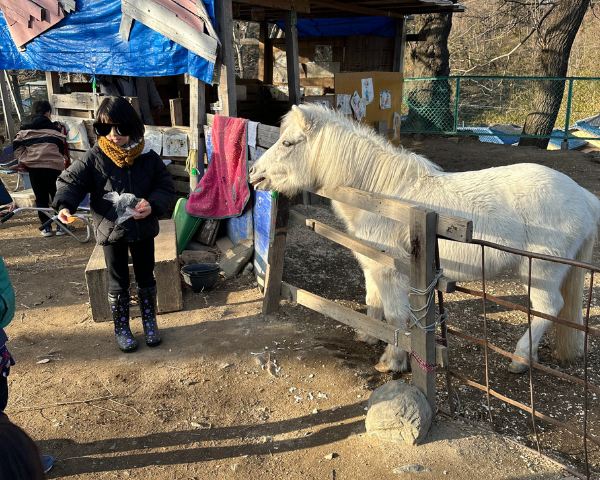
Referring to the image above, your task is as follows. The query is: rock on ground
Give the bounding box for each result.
[366,380,433,445]
[219,238,253,278]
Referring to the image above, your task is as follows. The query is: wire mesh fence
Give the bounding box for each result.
[438,238,600,479]
[401,76,600,144]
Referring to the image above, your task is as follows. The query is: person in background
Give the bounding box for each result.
[0,420,46,480]
[54,96,175,353]
[0,253,54,475]
[97,76,164,126]
[13,100,70,237]
[0,137,13,216]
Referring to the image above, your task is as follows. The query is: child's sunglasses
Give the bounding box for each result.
[93,123,134,137]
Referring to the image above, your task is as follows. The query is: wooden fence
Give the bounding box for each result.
[260,180,473,413]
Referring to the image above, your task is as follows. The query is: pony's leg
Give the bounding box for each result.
[370,272,409,373]
[553,234,594,362]
[509,265,564,373]
[509,315,554,374]
[355,269,382,345]
[509,235,593,373]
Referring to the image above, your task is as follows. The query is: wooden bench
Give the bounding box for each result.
[85,219,183,322]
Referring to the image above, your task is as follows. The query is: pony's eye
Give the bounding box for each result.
[282,141,292,147]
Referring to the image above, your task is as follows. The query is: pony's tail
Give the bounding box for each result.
[555,232,595,361]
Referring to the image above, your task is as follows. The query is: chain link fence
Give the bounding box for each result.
[401,76,600,145]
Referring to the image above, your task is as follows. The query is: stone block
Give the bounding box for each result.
[366,380,432,445]
[215,236,234,254]
[219,238,253,279]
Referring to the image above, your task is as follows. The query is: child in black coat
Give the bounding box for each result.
[54,96,176,352]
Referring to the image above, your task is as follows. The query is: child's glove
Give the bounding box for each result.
[0,344,15,377]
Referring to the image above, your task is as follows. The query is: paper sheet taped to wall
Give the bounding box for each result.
[163,131,188,157]
[145,130,163,154]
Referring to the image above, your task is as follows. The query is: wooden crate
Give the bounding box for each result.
[85,219,183,322]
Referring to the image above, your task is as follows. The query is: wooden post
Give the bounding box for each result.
[0,71,15,142]
[10,74,24,117]
[284,11,307,203]
[262,192,290,314]
[169,98,184,126]
[264,23,274,85]
[258,22,266,82]
[393,17,407,73]
[45,71,60,106]
[5,72,22,122]
[409,206,438,414]
[284,11,301,107]
[214,0,237,117]
[189,76,206,189]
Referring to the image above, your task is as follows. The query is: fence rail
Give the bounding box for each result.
[401,76,600,145]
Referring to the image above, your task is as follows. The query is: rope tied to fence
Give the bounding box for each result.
[409,347,438,372]
[408,268,447,332]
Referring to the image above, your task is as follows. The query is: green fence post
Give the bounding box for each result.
[453,77,461,134]
[563,78,574,150]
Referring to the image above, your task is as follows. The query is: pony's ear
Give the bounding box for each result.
[292,104,314,133]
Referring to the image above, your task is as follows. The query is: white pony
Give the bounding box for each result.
[249,104,600,374]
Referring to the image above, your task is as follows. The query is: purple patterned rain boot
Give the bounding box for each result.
[108,292,138,353]
[137,285,162,347]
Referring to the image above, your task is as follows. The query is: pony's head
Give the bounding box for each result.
[249,103,439,197]
[249,104,327,195]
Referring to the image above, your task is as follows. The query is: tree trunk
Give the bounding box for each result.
[518,0,590,148]
[406,13,454,133]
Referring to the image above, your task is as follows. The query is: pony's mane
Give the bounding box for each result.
[281,104,442,195]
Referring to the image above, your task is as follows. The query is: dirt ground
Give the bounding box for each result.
[0,134,598,479]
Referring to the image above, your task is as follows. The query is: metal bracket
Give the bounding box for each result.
[375,120,394,136]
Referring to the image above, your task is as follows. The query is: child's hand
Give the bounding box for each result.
[58,208,73,224]
[133,199,151,219]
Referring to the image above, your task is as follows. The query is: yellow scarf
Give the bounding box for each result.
[98,136,145,168]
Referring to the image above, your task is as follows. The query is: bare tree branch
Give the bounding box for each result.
[458,26,536,74]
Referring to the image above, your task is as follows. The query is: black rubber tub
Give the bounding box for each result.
[180,264,221,292]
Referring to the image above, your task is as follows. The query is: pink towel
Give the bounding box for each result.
[186,115,250,219]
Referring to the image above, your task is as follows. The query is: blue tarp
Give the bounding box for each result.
[575,121,600,138]
[0,0,215,83]
[457,126,518,145]
[548,129,587,150]
[276,17,397,37]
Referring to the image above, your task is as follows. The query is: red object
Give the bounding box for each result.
[186,115,250,219]
[0,0,66,48]
[149,0,204,32]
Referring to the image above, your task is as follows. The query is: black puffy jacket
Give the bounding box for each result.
[53,144,176,245]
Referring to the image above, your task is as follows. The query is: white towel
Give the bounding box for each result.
[247,121,259,148]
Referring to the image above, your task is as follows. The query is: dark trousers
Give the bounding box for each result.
[102,237,156,295]
[0,374,7,416]
[27,167,61,225]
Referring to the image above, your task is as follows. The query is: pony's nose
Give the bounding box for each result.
[249,165,255,176]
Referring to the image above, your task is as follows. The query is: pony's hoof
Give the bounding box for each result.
[374,362,391,373]
[374,360,407,373]
[508,360,528,374]
[355,330,378,345]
